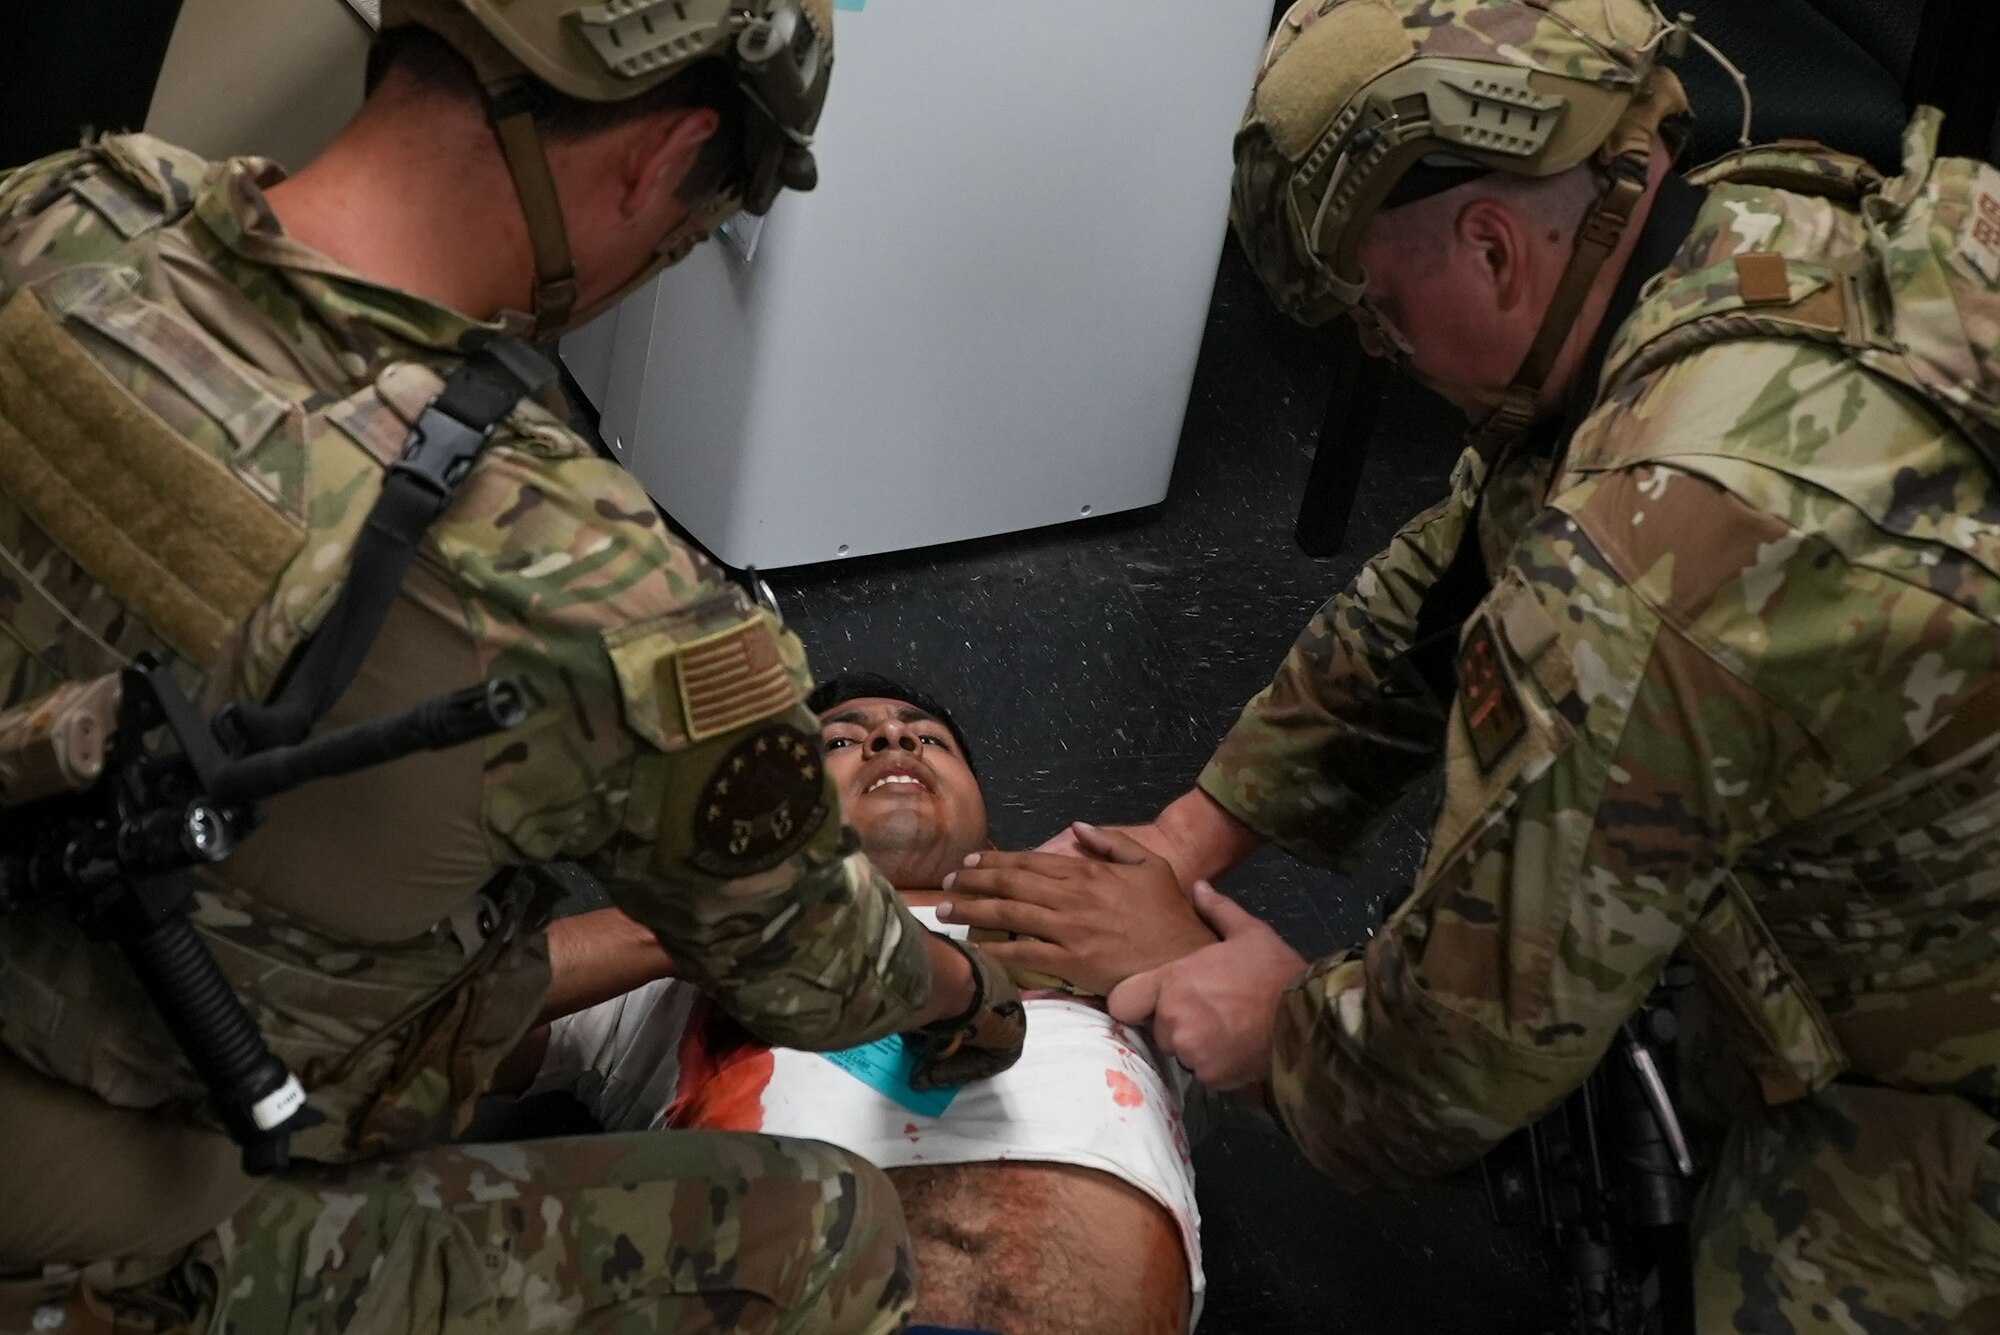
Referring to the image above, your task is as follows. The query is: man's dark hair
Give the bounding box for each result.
[365,25,747,202]
[807,673,977,776]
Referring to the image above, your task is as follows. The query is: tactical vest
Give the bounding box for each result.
[0,138,556,1171]
[1599,109,2000,1105]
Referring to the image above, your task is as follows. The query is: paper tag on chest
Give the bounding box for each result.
[819,1034,960,1118]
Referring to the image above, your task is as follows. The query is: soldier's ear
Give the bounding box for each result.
[618,106,722,222]
[1455,198,1532,314]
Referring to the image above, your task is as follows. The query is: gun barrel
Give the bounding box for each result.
[209,679,528,806]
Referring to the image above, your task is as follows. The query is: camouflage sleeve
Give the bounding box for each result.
[0,150,88,273]
[0,150,72,216]
[1267,467,1849,1190]
[1196,450,1480,866]
[443,439,931,1053]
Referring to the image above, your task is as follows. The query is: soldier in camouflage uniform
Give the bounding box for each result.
[942,1,2000,1329]
[0,2,1027,1331]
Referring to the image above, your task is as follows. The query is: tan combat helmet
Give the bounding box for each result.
[383,0,835,333]
[1234,0,1694,446]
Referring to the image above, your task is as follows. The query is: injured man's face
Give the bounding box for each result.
[816,693,988,890]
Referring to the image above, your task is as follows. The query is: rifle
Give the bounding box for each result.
[1482,965,1699,1335]
[0,657,527,1175]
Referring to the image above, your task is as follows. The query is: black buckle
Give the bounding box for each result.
[390,405,490,503]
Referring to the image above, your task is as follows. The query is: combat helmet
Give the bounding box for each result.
[383,0,834,333]
[1234,0,1696,445]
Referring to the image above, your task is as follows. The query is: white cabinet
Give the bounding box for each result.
[565,0,1274,569]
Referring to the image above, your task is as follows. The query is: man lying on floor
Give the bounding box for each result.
[495,673,1219,1333]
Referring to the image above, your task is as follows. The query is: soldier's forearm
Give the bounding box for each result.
[538,908,676,1025]
[1155,787,1263,886]
[908,930,977,1028]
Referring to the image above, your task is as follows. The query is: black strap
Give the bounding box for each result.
[226,339,554,750]
[1397,518,1494,706]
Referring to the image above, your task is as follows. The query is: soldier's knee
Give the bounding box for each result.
[786,1144,916,1335]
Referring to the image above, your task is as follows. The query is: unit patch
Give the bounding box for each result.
[1458,617,1526,775]
[1957,182,2000,285]
[691,723,828,876]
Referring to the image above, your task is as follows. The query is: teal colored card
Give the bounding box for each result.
[820,1034,959,1118]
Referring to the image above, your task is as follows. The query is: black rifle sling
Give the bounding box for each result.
[230,339,555,750]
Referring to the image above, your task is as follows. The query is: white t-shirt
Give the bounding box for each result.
[531,913,1205,1321]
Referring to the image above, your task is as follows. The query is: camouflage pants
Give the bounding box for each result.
[179,1130,915,1335]
[1696,1084,2000,1333]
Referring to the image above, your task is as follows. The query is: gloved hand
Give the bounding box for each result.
[909,934,1026,1092]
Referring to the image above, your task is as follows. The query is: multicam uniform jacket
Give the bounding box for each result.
[0,137,932,1265]
[1203,116,2000,1202]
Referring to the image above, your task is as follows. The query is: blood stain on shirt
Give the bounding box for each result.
[1106,1069,1145,1108]
[667,1000,775,1133]
[904,1122,923,1143]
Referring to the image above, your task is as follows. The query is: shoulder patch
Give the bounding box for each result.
[1953,174,2000,286]
[1458,617,1526,775]
[676,616,798,744]
[691,723,828,876]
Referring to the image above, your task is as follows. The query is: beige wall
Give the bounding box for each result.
[146,0,374,169]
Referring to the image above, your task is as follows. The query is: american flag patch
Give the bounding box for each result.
[674,616,801,743]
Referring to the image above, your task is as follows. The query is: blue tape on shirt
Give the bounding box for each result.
[835,0,864,9]
[819,1033,959,1117]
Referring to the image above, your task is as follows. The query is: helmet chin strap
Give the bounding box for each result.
[480,76,581,337]
[556,186,744,335]
[1463,149,1651,460]
[476,73,749,341]
[430,0,830,341]
[475,76,764,340]
[1462,69,1688,463]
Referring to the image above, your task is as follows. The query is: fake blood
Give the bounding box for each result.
[668,1000,775,1133]
[1105,1070,1145,1108]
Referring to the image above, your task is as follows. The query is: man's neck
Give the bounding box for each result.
[263,100,534,321]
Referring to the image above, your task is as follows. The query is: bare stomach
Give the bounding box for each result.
[677,891,1190,1330]
[888,1160,1189,1334]
[892,892,1187,1331]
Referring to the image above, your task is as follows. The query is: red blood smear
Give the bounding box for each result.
[667,999,775,1132]
[1105,1069,1145,1108]
[904,1122,922,1143]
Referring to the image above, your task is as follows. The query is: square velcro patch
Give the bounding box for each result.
[674,615,800,743]
[0,289,303,667]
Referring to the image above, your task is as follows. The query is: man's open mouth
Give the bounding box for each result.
[863,767,932,795]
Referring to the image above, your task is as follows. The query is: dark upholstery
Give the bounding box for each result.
[0,2,186,169]
[1676,0,1914,171]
